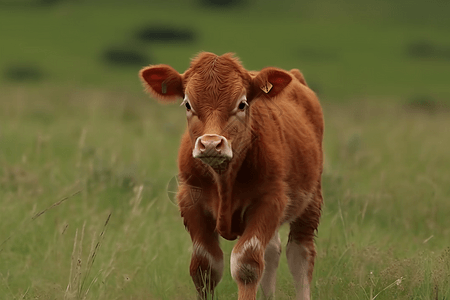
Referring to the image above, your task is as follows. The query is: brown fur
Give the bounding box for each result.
[140,52,324,300]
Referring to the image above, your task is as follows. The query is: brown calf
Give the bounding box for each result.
[140,52,324,300]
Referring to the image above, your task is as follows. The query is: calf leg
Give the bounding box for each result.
[191,239,223,300]
[259,232,281,299]
[230,196,284,300]
[286,238,313,300]
[286,189,322,300]
[181,202,223,299]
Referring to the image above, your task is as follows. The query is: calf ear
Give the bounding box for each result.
[252,67,292,98]
[290,68,308,86]
[139,65,184,102]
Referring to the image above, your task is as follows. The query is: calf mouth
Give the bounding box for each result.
[197,154,231,164]
[196,155,231,174]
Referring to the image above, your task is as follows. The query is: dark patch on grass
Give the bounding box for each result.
[102,45,150,67]
[407,40,436,58]
[4,63,45,82]
[0,0,61,7]
[406,40,450,60]
[404,94,447,114]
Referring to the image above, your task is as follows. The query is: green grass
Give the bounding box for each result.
[1,86,449,299]
[1,1,450,299]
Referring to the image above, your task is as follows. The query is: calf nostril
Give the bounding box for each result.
[200,139,215,153]
[199,140,207,151]
[215,139,223,153]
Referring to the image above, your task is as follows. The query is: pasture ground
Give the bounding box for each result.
[1,86,449,299]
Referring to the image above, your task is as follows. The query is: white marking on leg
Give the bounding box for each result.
[193,242,224,280]
[230,237,262,281]
[243,236,262,253]
[286,242,310,300]
[260,232,281,299]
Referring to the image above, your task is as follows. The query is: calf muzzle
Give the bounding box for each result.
[192,134,233,167]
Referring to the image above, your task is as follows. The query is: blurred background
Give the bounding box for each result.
[1,0,449,101]
[1,0,449,299]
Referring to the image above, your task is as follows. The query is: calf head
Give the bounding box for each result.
[139,52,292,173]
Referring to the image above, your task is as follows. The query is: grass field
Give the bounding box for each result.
[1,1,450,299]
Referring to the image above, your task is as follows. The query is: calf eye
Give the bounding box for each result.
[185,102,191,110]
[238,101,248,111]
